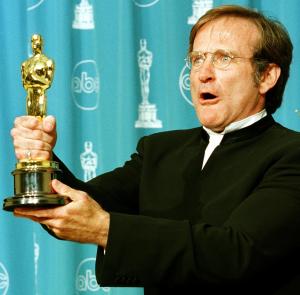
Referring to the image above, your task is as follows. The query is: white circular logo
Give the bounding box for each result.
[179,64,193,106]
[133,0,160,8]
[27,0,45,11]
[75,258,110,294]
[72,60,100,111]
[0,262,9,295]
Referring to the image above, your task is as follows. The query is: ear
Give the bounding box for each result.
[259,63,281,95]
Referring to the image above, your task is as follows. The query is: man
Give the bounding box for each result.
[12,5,300,295]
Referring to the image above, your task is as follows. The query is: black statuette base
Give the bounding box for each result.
[3,194,69,211]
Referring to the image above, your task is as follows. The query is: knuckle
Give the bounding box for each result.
[80,191,90,202]
[12,137,18,146]
[63,207,72,216]
[32,129,43,139]
[35,141,51,151]
[13,138,23,149]
[44,151,52,159]
[10,128,17,137]
[37,151,51,161]
[54,219,64,228]
[15,150,22,159]
[35,140,44,149]
[14,117,21,126]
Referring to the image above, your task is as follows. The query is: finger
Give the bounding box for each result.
[14,208,51,219]
[13,135,53,151]
[13,140,53,161]
[52,179,83,202]
[42,115,56,133]
[11,126,55,144]
[14,206,60,219]
[14,116,42,130]
[15,148,52,161]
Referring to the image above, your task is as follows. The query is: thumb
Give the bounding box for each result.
[52,179,81,201]
[43,115,56,133]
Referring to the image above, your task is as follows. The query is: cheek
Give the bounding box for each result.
[189,74,198,100]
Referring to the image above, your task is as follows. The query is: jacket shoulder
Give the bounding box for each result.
[136,127,203,153]
[272,122,300,142]
[145,127,202,142]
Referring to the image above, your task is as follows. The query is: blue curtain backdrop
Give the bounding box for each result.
[0,0,300,294]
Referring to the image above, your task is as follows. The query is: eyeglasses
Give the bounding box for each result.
[185,50,253,70]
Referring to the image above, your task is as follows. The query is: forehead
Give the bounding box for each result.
[193,17,260,55]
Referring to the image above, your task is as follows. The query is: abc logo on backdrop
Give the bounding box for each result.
[132,0,160,8]
[72,60,100,111]
[0,262,9,295]
[76,258,110,294]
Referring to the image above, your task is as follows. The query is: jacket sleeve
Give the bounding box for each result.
[95,139,300,287]
[53,139,143,214]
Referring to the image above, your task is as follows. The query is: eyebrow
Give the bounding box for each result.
[192,49,239,56]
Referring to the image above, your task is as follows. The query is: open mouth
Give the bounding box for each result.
[201,92,217,100]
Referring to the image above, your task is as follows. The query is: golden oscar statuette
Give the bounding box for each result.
[3,34,68,211]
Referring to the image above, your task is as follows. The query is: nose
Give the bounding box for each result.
[196,60,215,83]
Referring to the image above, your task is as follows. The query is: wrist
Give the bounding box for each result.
[98,212,110,248]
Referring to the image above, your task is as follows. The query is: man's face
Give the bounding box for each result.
[190,17,266,132]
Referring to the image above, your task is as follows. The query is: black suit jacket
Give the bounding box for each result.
[56,116,300,295]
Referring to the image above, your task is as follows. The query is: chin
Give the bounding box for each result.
[197,105,225,126]
[199,114,217,127]
[200,118,224,132]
